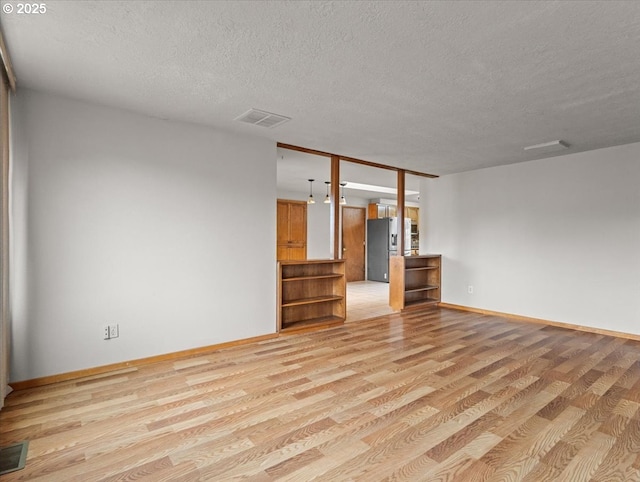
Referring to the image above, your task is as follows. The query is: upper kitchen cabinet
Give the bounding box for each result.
[277,199,307,260]
[367,202,418,225]
[405,206,419,225]
[367,203,397,219]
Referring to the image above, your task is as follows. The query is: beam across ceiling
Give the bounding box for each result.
[277,142,438,179]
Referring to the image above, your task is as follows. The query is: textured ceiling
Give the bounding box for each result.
[2,1,640,175]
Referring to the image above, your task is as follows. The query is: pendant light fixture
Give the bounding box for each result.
[307,179,315,204]
[339,182,347,205]
[324,181,331,203]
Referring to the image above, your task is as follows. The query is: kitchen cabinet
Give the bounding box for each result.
[367,203,397,219]
[405,206,419,225]
[277,199,307,260]
[367,203,419,224]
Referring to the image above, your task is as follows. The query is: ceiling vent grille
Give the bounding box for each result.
[234,108,291,128]
[523,140,569,153]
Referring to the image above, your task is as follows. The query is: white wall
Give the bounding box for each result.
[11,90,277,381]
[421,142,640,335]
[9,92,31,383]
[343,196,369,209]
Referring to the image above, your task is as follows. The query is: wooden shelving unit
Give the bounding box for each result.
[277,259,346,332]
[389,255,441,311]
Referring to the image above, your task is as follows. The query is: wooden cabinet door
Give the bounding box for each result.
[277,245,290,261]
[277,201,290,245]
[288,247,306,260]
[367,203,378,219]
[405,207,419,224]
[369,203,401,219]
[276,199,307,261]
[288,202,307,245]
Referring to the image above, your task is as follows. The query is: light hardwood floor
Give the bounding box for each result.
[2,307,640,481]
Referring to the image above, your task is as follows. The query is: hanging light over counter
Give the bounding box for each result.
[307,179,315,204]
[340,182,347,205]
[324,181,331,203]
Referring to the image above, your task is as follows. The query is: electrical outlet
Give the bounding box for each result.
[468,285,474,294]
[104,324,119,340]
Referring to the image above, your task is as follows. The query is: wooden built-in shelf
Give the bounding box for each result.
[389,254,441,311]
[405,298,439,307]
[282,274,343,282]
[281,295,344,308]
[404,285,439,294]
[277,259,346,332]
[277,315,344,333]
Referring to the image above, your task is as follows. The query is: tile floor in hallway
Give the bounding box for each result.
[345,280,396,322]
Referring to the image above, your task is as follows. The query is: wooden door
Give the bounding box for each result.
[277,199,307,260]
[342,206,365,281]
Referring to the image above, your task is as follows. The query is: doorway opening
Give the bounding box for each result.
[342,204,394,320]
[276,144,429,327]
[339,161,398,322]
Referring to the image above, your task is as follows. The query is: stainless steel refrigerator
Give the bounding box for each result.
[367,217,412,282]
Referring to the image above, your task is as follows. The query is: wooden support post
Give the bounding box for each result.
[330,155,340,259]
[397,169,406,256]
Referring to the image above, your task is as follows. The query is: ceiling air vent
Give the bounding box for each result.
[523,140,569,153]
[234,108,291,128]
